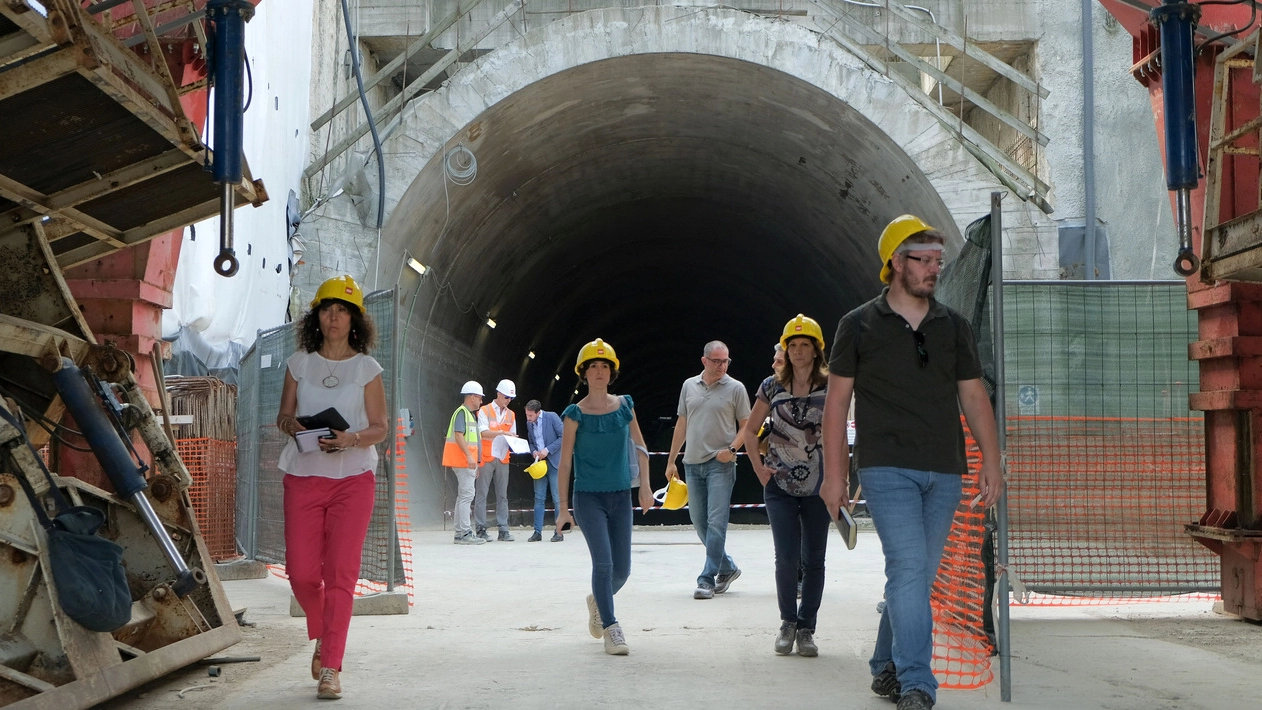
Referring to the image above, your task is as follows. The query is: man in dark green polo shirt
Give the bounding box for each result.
[821,214,1004,710]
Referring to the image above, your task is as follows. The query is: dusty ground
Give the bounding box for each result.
[98,527,1260,710]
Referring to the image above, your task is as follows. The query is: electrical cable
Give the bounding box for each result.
[242,47,253,113]
[339,0,386,229]
[1196,0,1259,48]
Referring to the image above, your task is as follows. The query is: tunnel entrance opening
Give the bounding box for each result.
[387,45,987,525]
[402,53,959,420]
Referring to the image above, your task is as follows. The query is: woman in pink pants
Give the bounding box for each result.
[276,275,388,700]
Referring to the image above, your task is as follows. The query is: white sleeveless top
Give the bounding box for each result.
[277,351,383,479]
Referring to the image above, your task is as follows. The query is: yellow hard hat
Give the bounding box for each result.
[524,460,548,479]
[574,338,620,375]
[878,215,935,284]
[310,275,365,312]
[780,314,825,352]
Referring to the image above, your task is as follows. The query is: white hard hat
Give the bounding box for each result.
[461,381,484,396]
[496,379,516,397]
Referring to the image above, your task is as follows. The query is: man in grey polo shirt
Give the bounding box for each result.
[665,340,751,600]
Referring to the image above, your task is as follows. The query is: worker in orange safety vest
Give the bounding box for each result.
[474,379,518,541]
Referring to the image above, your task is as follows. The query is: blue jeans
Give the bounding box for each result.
[861,466,962,702]
[573,490,632,629]
[764,480,830,630]
[684,459,737,586]
[532,463,560,533]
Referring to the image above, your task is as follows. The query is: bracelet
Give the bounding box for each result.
[352,432,361,447]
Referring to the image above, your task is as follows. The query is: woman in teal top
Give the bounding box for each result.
[555,338,654,655]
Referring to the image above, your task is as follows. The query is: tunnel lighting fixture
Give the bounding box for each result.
[528,351,536,360]
[485,317,497,329]
[554,375,560,381]
[407,257,427,275]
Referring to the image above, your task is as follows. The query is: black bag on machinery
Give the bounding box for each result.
[2,408,131,633]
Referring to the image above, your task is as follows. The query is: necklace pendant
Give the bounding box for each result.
[322,375,340,388]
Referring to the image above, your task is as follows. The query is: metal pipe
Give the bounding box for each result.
[1083,0,1098,279]
[1174,187,1200,275]
[990,191,1012,702]
[131,490,207,597]
[214,183,239,277]
[207,0,253,277]
[1151,1,1203,276]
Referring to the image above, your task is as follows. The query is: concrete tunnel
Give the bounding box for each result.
[367,14,1011,526]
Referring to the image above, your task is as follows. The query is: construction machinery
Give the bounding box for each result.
[1102,0,1262,620]
[0,1,265,705]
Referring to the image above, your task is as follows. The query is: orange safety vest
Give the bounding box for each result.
[479,403,516,463]
[441,406,480,468]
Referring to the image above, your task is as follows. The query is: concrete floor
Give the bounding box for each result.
[102,527,1260,710]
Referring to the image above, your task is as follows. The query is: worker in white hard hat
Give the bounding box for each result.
[475,379,518,541]
[821,215,1003,710]
[444,381,486,545]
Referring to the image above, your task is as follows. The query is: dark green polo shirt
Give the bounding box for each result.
[828,289,983,475]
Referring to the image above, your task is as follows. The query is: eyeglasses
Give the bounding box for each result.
[904,254,946,269]
[912,331,928,368]
[705,357,732,366]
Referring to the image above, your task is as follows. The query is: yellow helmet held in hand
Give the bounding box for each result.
[780,314,825,352]
[574,338,620,375]
[524,459,548,479]
[878,215,935,284]
[310,275,365,312]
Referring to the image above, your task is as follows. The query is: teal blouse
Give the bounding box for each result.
[563,395,634,493]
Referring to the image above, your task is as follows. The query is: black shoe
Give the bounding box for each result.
[871,661,901,701]
[527,531,542,542]
[896,689,933,710]
[550,532,564,542]
[498,530,514,542]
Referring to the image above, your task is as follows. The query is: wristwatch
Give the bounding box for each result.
[727,446,737,454]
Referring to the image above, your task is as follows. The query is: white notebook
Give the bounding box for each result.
[295,427,333,453]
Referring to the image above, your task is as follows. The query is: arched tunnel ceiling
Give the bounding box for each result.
[401,52,959,428]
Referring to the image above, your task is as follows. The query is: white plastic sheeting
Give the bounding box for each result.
[162,0,315,348]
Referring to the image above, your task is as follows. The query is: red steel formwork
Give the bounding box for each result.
[1100,0,1262,620]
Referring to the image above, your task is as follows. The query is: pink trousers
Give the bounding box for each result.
[283,471,375,670]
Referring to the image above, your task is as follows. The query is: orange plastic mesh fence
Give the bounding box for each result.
[176,437,238,562]
[351,420,415,602]
[1007,415,1217,601]
[265,419,415,601]
[931,424,993,689]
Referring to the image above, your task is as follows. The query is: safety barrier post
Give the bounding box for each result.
[991,191,1012,702]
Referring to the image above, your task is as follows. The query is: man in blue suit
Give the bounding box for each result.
[524,399,565,542]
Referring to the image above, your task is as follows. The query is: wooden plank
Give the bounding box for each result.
[0,663,56,694]
[1200,58,1232,270]
[866,0,1048,99]
[0,44,78,100]
[824,6,1046,147]
[0,0,53,45]
[129,0,185,113]
[0,149,192,228]
[0,26,41,61]
[310,0,485,131]
[305,0,522,180]
[815,20,1051,206]
[0,172,127,245]
[56,197,221,269]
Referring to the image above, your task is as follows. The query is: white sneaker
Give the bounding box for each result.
[586,594,603,639]
[603,622,629,655]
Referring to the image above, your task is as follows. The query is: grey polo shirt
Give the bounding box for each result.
[829,289,982,475]
[676,374,752,464]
